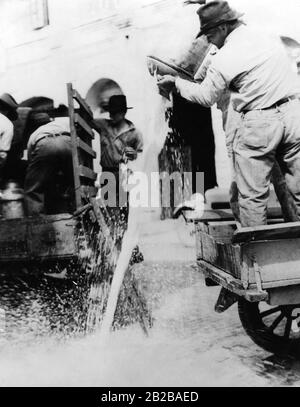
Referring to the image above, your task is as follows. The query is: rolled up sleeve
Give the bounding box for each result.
[175,66,228,107]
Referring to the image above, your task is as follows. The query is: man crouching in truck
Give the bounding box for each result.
[157,0,300,227]
[24,106,75,216]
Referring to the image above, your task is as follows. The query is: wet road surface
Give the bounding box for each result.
[1,209,300,386]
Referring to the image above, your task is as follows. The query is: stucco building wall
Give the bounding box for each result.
[2,0,299,190]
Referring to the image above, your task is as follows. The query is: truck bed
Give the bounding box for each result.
[194,210,300,293]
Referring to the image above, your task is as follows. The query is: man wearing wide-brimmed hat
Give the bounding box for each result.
[0,93,19,170]
[158,0,300,227]
[94,94,143,170]
[94,95,143,235]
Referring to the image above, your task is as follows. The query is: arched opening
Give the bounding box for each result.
[159,94,217,219]
[85,78,123,118]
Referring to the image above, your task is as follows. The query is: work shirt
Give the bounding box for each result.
[94,118,143,169]
[0,113,14,152]
[27,117,70,160]
[175,25,300,112]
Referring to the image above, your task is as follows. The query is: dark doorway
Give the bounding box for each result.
[172,94,217,192]
[159,94,217,219]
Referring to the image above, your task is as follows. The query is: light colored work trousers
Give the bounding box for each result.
[233,99,300,227]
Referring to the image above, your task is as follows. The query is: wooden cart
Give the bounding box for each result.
[191,207,300,355]
[0,84,149,336]
[0,83,98,265]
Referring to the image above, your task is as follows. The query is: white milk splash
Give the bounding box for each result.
[100,74,171,339]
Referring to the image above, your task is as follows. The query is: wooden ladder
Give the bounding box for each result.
[67,83,98,210]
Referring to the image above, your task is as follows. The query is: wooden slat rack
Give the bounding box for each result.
[67,83,98,209]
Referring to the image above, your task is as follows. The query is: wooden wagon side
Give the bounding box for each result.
[0,83,98,265]
[194,208,300,304]
[0,214,77,263]
[191,209,300,354]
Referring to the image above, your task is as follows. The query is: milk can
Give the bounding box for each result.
[0,181,25,219]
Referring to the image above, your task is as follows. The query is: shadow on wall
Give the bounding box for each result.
[85,78,123,118]
[85,78,124,173]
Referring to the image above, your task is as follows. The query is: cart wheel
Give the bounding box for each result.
[238,299,300,356]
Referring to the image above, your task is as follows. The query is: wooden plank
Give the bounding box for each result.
[198,260,268,302]
[0,215,76,261]
[0,218,28,260]
[272,160,299,222]
[193,209,234,222]
[268,285,300,306]
[76,138,96,158]
[74,113,94,139]
[195,222,241,278]
[195,222,207,259]
[211,202,231,210]
[249,279,300,290]
[233,221,300,243]
[158,144,192,220]
[193,207,283,223]
[73,89,93,118]
[29,216,77,259]
[67,83,98,210]
[208,221,236,243]
[79,165,97,180]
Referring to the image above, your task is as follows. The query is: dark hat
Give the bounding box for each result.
[30,112,51,127]
[0,93,19,121]
[107,95,133,114]
[26,111,51,135]
[196,1,243,38]
[52,104,69,117]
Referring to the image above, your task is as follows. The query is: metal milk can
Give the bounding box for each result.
[0,181,25,219]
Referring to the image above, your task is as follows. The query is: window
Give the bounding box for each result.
[30,0,49,30]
